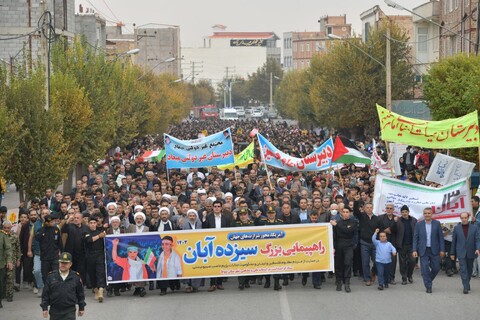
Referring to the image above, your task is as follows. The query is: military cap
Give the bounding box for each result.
[59,252,72,263]
[267,206,276,213]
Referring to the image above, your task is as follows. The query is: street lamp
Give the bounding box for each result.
[137,57,176,80]
[328,34,392,110]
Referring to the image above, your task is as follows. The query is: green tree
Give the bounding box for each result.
[247,58,283,104]
[308,22,413,134]
[423,54,480,118]
[0,66,22,179]
[191,80,215,106]
[274,69,315,125]
[423,54,480,165]
[3,65,75,200]
[140,73,192,135]
[51,39,118,164]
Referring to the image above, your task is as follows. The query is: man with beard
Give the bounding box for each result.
[83,217,106,302]
[61,213,89,284]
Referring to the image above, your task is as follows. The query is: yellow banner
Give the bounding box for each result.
[105,224,333,283]
[377,104,479,149]
[217,141,254,170]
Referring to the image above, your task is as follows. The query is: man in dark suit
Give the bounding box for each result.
[202,199,232,292]
[450,212,480,294]
[413,207,445,293]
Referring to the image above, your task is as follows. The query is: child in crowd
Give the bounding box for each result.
[372,228,397,290]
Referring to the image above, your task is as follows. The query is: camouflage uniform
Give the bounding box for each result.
[5,232,20,301]
[0,229,12,306]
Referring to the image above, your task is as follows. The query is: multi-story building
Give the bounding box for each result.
[75,12,106,52]
[105,24,181,76]
[411,1,440,78]
[440,0,479,58]
[182,31,281,84]
[0,0,75,66]
[283,15,352,72]
[360,5,413,43]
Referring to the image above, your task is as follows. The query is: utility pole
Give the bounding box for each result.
[476,1,480,55]
[386,28,392,111]
[191,61,195,84]
[40,1,49,111]
[224,66,235,108]
[269,72,273,111]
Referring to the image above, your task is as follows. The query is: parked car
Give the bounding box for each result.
[267,109,278,119]
[233,106,246,117]
[251,109,263,118]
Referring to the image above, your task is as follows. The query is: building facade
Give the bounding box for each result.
[182,31,281,84]
[0,0,75,65]
[360,5,413,43]
[106,24,181,76]
[75,13,106,52]
[439,0,479,58]
[283,15,352,72]
[411,1,440,78]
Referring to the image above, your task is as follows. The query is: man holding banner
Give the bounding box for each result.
[202,200,232,292]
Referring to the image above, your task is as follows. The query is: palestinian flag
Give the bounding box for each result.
[332,136,371,165]
[143,247,157,269]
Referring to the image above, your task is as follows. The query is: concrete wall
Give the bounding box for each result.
[0,0,74,64]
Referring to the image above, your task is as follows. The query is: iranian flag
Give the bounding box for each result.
[143,247,156,269]
[332,136,371,165]
[138,150,166,162]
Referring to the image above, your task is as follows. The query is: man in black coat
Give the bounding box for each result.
[202,200,232,292]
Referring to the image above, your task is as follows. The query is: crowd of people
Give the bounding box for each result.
[0,118,479,318]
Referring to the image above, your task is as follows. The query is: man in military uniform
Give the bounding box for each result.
[0,220,13,308]
[35,214,63,285]
[3,221,21,302]
[254,206,284,290]
[41,252,86,319]
[234,208,254,290]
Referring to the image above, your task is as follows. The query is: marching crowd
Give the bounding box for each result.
[1,118,479,319]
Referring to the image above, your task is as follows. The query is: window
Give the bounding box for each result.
[315,41,320,51]
[300,43,304,52]
[449,0,453,12]
[327,27,332,35]
[417,27,428,53]
[364,23,371,42]
[306,43,310,52]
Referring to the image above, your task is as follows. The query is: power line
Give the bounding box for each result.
[0,28,40,41]
[102,0,122,23]
[85,0,117,23]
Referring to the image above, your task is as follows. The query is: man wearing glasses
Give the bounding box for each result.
[379,203,397,285]
[413,207,445,293]
[202,200,232,292]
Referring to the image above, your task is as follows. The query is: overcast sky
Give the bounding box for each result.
[77,0,427,47]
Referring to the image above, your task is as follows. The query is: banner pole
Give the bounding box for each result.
[337,166,345,192]
[384,140,395,178]
[166,166,170,187]
[256,133,275,191]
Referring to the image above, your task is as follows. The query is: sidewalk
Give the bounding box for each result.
[1,183,20,210]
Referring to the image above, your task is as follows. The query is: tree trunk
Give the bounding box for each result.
[63,169,74,195]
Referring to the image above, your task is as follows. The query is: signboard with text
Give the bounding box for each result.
[105,224,333,284]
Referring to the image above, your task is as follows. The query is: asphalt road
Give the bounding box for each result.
[3,271,479,320]
[2,187,478,320]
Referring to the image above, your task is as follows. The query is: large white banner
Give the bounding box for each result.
[426,153,475,185]
[373,175,471,223]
